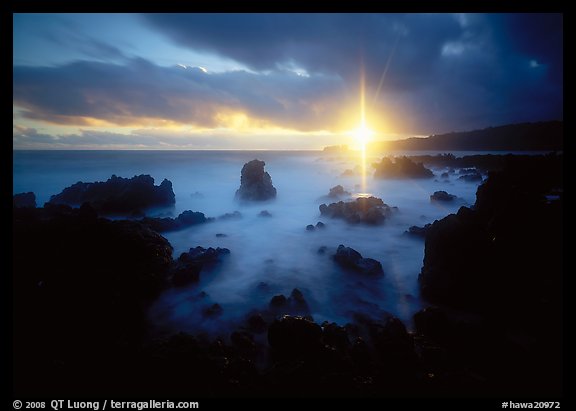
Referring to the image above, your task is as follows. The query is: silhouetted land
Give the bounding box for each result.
[369,121,563,152]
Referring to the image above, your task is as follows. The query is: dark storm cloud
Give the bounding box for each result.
[142,13,562,132]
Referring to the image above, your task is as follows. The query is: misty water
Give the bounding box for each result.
[13,150,486,337]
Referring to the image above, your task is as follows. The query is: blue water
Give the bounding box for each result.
[13,149,486,335]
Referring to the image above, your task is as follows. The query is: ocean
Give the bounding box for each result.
[13,149,487,336]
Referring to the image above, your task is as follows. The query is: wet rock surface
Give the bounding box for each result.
[320,196,395,225]
[141,210,210,232]
[430,190,456,202]
[49,174,175,214]
[334,245,384,276]
[12,153,562,397]
[235,159,277,201]
[172,246,230,286]
[373,156,434,179]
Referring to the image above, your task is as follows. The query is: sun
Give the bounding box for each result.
[353,122,374,148]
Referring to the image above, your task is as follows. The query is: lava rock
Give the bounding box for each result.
[430,191,456,202]
[259,210,272,217]
[405,224,432,238]
[49,174,175,213]
[334,245,384,275]
[219,211,242,220]
[328,185,350,198]
[373,156,434,179]
[141,210,209,232]
[246,313,267,334]
[235,159,277,201]
[319,196,394,225]
[268,315,323,356]
[269,295,288,310]
[172,246,230,286]
[458,173,483,182]
[306,224,315,231]
[202,303,223,317]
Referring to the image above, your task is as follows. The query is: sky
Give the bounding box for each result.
[13,13,563,150]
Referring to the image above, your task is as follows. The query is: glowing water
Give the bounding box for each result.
[13,150,483,336]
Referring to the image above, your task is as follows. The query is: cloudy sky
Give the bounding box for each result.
[13,13,563,149]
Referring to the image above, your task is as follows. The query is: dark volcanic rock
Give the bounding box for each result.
[141,210,209,232]
[219,211,242,220]
[258,210,272,217]
[373,156,434,179]
[405,224,431,238]
[458,173,483,182]
[179,246,230,265]
[171,246,230,286]
[246,313,268,333]
[172,263,202,287]
[430,191,456,202]
[316,221,326,229]
[420,154,563,314]
[202,303,223,317]
[269,289,311,316]
[334,245,384,275]
[49,174,175,214]
[328,185,350,198]
[268,315,323,356]
[235,159,277,201]
[13,208,174,394]
[269,294,288,310]
[306,224,315,231]
[13,192,36,208]
[319,196,394,225]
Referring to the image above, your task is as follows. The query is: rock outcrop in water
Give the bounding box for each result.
[458,172,483,182]
[141,210,210,232]
[49,174,175,214]
[430,190,456,202]
[405,224,431,238]
[172,246,230,286]
[420,154,563,311]
[416,154,562,396]
[328,185,350,198]
[235,159,277,201]
[13,204,174,395]
[319,196,394,225]
[373,156,434,179]
[13,192,37,208]
[334,244,384,275]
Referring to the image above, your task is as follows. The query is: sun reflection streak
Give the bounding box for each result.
[359,69,368,193]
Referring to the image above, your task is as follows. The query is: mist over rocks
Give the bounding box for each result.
[235,159,277,201]
[319,196,395,225]
[334,245,384,276]
[430,191,456,202]
[141,210,211,232]
[49,174,175,214]
[420,154,563,312]
[373,156,434,179]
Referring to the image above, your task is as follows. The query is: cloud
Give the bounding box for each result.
[14,57,349,132]
[13,13,562,139]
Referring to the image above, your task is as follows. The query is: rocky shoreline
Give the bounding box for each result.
[12,154,563,397]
